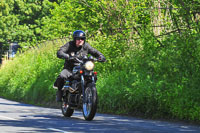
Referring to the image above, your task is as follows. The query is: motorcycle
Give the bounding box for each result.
[61,55,104,121]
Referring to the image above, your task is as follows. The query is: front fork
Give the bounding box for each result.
[81,75,85,103]
[81,75,96,103]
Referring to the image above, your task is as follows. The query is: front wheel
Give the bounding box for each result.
[82,83,98,121]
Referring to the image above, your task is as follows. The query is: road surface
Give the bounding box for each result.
[0,97,200,133]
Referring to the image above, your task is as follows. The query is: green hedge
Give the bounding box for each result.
[1,32,200,122]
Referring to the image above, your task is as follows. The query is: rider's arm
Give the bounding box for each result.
[57,42,70,59]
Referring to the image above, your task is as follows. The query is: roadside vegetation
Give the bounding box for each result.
[0,0,200,122]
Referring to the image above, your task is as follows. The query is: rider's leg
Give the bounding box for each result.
[56,76,65,102]
[55,69,72,102]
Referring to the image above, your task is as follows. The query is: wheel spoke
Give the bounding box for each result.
[83,87,93,117]
[82,84,97,120]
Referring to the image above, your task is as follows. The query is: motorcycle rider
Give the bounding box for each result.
[54,30,106,102]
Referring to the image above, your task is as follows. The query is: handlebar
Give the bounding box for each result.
[69,56,106,63]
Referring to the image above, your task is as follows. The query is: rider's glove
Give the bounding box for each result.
[65,54,77,61]
[98,55,106,62]
[69,56,79,62]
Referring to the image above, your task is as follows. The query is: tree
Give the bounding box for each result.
[0,0,57,54]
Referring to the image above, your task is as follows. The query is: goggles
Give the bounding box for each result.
[76,37,85,40]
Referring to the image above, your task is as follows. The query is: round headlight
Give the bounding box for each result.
[85,61,94,71]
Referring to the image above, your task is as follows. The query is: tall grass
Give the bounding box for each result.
[97,31,200,122]
[0,33,200,122]
[0,40,65,105]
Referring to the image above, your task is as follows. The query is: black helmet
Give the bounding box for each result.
[73,30,86,41]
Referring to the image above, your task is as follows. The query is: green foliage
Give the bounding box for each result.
[0,39,65,103]
[1,31,200,122]
[96,31,200,121]
[1,0,200,123]
[0,0,56,52]
[41,0,151,38]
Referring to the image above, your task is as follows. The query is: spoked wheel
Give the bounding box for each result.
[82,83,97,121]
[61,101,74,117]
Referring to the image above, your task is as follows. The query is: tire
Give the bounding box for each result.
[61,100,74,117]
[82,83,98,121]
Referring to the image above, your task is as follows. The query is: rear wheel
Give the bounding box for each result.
[61,96,74,117]
[82,83,97,121]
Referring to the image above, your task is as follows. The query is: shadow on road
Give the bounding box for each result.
[0,98,200,133]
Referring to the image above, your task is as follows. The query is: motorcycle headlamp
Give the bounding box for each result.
[85,61,94,71]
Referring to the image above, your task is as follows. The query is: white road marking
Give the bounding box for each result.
[0,115,17,120]
[47,128,74,133]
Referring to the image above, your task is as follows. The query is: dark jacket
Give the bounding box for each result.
[57,41,105,69]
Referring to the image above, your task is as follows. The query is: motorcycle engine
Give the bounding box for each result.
[69,93,79,105]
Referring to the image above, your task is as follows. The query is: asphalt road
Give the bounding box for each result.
[0,98,200,133]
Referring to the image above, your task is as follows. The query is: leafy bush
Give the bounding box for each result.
[1,31,200,122]
[1,0,200,123]
[97,30,200,121]
[0,39,65,104]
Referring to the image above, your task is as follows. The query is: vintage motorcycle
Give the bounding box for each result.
[61,55,104,121]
